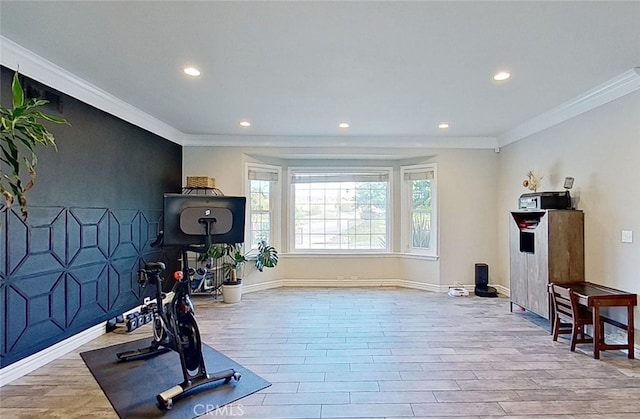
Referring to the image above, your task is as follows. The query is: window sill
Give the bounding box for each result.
[281,252,438,261]
[283,252,396,258]
[400,253,439,261]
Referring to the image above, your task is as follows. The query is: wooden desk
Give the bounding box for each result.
[567,282,637,359]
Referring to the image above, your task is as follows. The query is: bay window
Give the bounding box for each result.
[290,168,391,251]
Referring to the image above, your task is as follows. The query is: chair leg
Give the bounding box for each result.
[552,317,560,342]
[570,325,578,351]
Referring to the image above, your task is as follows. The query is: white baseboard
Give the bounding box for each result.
[243,278,503,295]
[0,302,147,387]
[242,280,284,294]
[0,322,105,387]
[494,284,510,296]
[399,279,443,293]
[284,277,402,288]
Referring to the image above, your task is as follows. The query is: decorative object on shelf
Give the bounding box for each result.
[522,170,543,192]
[563,176,574,190]
[186,176,216,188]
[1,71,70,219]
[182,178,222,196]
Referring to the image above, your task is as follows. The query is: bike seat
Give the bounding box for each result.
[145,262,166,271]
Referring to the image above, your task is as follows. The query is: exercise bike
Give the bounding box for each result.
[116,255,240,410]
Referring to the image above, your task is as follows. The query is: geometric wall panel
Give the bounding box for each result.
[109,256,142,309]
[8,272,66,354]
[6,206,67,277]
[5,209,30,276]
[0,65,182,369]
[1,205,168,367]
[0,283,5,365]
[5,284,28,353]
[67,207,110,266]
[66,264,109,327]
[110,209,141,260]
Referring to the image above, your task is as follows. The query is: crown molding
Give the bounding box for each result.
[497,68,640,147]
[0,36,185,145]
[184,134,498,149]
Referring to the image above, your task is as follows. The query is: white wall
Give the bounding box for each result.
[497,90,640,320]
[183,146,499,290]
[436,149,499,285]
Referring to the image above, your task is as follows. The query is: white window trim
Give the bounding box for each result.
[244,162,282,252]
[400,163,438,258]
[287,166,393,253]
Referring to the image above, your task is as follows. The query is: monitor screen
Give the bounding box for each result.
[162,193,246,247]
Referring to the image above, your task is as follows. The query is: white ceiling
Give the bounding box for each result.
[1,1,640,150]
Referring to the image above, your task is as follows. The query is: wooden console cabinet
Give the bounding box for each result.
[509,210,584,319]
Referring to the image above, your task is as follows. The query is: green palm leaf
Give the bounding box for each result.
[1,71,69,219]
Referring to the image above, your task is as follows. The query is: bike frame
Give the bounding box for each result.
[117,250,240,410]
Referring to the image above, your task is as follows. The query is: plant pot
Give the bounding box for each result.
[221,279,242,304]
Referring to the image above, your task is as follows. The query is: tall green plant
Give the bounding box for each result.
[199,241,279,283]
[1,71,69,219]
[255,240,278,271]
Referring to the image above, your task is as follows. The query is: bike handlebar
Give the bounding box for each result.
[150,231,164,248]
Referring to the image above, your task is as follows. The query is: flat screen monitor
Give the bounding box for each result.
[162,193,246,247]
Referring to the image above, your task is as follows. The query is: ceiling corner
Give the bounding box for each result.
[1,36,185,146]
[497,68,640,148]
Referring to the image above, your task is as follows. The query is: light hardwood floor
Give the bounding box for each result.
[1,287,640,418]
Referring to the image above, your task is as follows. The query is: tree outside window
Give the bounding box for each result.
[402,164,437,256]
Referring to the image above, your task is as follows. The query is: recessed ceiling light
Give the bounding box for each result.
[493,71,511,81]
[438,123,449,129]
[183,67,201,77]
[239,121,251,127]
[338,122,350,128]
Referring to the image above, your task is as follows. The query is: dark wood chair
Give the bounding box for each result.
[548,283,595,352]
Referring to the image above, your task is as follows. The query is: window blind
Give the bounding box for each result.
[248,168,279,181]
[291,172,389,183]
[403,170,434,181]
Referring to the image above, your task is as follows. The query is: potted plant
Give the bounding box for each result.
[200,241,278,303]
[1,71,69,220]
[220,243,247,304]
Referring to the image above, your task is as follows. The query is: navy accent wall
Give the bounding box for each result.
[0,66,182,368]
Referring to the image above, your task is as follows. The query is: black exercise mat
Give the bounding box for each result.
[81,338,271,418]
